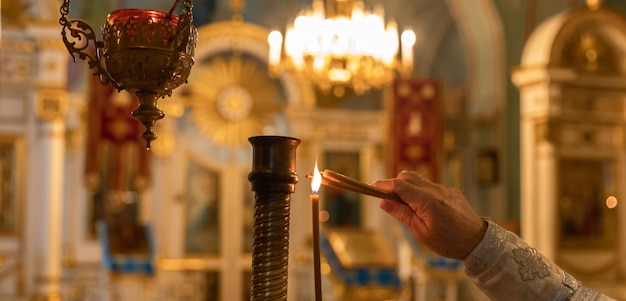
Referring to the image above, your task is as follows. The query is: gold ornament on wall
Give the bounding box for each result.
[35,89,68,122]
[184,55,282,147]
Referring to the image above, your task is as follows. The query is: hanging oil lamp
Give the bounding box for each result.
[59,0,198,149]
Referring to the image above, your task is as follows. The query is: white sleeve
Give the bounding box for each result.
[463,220,615,301]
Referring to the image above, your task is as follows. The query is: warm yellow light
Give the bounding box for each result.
[319,210,330,222]
[329,69,351,83]
[311,161,322,194]
[267,0,412,95]
[383,20,399,65]
[606,196,618,209]
[268,30,283,70]
[586,0,602,10]
[401,29,416,47]
[268,30,283,46]
[321,262,332,275]
[401,28,416,71]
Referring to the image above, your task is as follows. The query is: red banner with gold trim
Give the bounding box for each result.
[389,78,442,182]
[85,76,152,193]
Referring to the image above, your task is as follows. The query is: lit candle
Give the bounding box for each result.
[311,161,323,301]
[268,30,283,70]
[401,28,416,72]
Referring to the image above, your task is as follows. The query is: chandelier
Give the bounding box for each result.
[268,0,416,95]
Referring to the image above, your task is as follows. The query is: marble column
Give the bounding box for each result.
[534,142,557,260]
[27,26,68,300]
[31,121,66,300]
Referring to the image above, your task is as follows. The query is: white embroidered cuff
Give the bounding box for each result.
[462,221,606,301]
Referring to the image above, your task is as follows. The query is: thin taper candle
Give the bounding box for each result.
[310,194,321,301]
[311,162,323,301]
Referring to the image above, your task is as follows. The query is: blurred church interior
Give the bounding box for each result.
[2,0,626,300]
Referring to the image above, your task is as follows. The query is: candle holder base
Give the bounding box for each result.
[248,136,300,301]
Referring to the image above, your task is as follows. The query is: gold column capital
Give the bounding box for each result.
[35,89,68,122]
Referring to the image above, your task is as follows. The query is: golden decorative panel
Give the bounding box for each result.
[535,121,622,149]
[0,50,35,85]
[0,0,31,24]
[551,7,626,75]
[561,86,624,121]
[326,228,396,269]
[0,137,23,236]
[35,89,68,122]
[184,55,282,148]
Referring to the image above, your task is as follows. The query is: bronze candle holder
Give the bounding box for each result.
[248,136,300,301]
[59,0,197,149]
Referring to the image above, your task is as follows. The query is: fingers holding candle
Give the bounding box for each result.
[371,172,487,259]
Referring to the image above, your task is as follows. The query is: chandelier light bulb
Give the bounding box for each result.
[268,30,283,72]
[401,28,416,73]
[401,29,417,47]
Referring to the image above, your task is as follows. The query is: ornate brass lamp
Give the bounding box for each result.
[59,0,198,149]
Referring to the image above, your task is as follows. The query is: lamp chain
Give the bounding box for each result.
[58,0,110,86]
[59,0,71,26]
[174,0,195,16]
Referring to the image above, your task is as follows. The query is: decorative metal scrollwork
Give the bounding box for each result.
[59,0,197,149]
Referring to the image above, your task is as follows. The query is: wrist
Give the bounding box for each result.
[460,218,489,259]
[463,220,507,275]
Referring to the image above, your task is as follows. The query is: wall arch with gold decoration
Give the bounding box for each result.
[166,21,314,157]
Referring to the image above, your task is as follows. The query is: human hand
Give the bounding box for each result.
[371,171,487,259]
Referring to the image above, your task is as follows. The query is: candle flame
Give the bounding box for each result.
[311,161,322,194]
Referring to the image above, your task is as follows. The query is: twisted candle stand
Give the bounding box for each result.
[248,136,300,301]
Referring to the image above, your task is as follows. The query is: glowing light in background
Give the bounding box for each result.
[606,195,618,209]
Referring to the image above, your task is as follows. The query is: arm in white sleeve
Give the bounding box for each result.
[463,220,615,301]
